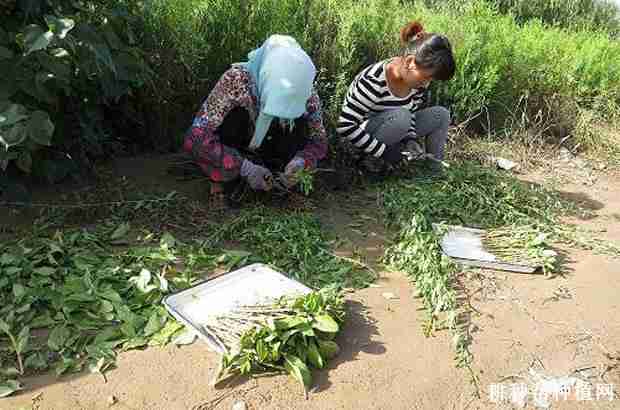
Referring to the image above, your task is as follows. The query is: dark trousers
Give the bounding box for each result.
[218,107,308,172]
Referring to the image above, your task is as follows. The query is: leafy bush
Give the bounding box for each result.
[0,0,149,182]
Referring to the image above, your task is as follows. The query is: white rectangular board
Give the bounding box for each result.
[163,263,312,354]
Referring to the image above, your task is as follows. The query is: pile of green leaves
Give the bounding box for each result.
[380,161,601,390]
[383,162,576,230]
[211,206,375,288]
[0,224,219,397]
[214,289,344,395]
[1,0,148,180]
[383,216,473,372]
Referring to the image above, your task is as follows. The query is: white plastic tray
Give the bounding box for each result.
[163,263,312,354]
[436,225,539,273]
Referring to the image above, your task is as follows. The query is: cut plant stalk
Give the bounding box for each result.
[205,289,345,397]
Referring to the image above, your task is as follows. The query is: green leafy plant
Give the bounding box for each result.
[0,1,149,180]
[297,168,315,197]
[210,206,375,288]
[0,225,220,396]
[212,288,345,396]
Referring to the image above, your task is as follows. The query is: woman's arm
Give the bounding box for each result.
[406,88,428,138]
[336,76,386,158]
[183,68,248,182]
[297,90,328,168]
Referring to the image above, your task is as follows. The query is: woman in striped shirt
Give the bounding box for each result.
[337,21,455,174]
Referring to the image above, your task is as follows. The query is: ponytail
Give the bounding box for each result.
[399,21,456,81]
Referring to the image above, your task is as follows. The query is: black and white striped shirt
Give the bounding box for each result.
[337,60,426,158]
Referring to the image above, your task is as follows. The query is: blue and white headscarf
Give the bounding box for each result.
[235,35,316,150]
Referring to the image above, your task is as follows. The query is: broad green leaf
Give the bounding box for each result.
[300,323,315,337]
[48,325,70,351]
[0,252,18,265]
[22,25,54,55]
[317,340,340,359]
[0,380,22,398]
[0,318,13,334]
[312,314,339,333]
[123,337,148,350]
[296,342,308,363]
[24,352,48,370]
[280,327,302,345]
[13,283,26,300]
[0,103,28,127]
[274,316,307,331]
[271,341,282,361]
[5,266,21,275]
[172,329,197,346]
[118,321,135,338]
[16,302,32,314]
[148,320,182,346]
[98,288,122,304]
[100,300,114,314]
[143,310,167,337]
[16,327,30,354]
[35,266,56,275]
[2,367,20,377]
[45,16,75,39]
[30,313,56,328]
[16,151,32,173]
[111,222,130,240]
[55,356,77,376]
[307,340,324,369]
[256,339,268,362]
[93,326,122,345]
[0,46,13,59]
[129,269,157,293]
[283,354,312,389]
[27,110,54,146]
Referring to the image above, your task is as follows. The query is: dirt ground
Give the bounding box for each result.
[2,153,619,410]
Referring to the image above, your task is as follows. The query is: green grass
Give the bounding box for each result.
[138,0,620,158]
[488,0,620,35]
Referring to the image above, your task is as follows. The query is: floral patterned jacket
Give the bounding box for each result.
[183,67,328,182]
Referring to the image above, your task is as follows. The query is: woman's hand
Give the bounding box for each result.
[281,157,306,188]
[240,159,273,191]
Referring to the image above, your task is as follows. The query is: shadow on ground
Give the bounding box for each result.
[312,299,385,393]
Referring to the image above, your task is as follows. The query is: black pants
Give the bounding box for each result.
[218,107,308,172]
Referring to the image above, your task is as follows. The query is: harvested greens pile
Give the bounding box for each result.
[210,288,345,395]
[481,225,558,274]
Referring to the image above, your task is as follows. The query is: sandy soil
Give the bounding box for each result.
[2,154,619,410]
